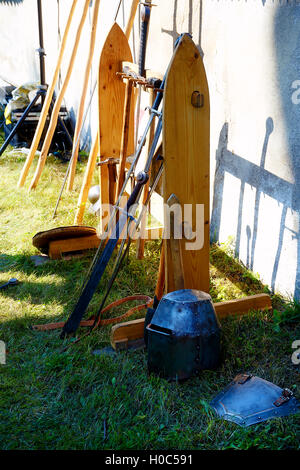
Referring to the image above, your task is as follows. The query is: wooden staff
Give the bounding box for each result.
[155,242,165,301]
[18,0,78,188]
[74,136,99,225]
[115,77,134,199]
[73,1,140,224]
[28,0,90,191]
[67,0,101,191]
[136,88,155,259]
[125,0,139,40]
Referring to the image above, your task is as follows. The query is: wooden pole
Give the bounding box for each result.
[155,243,165,301]
[73,3,140,225]
[115,77,134,199]
[28,0,90,191]
[67,0,101,191]
[136,89,155,259]
[125,0,139,40]
[18,0,78,188]
[74,136,99,225]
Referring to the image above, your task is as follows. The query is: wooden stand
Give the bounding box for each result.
[108,35,272,350]
[111,294,273,350]
[49,235,100,260]
[48,227,162,260]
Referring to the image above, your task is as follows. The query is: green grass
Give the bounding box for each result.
[0,145,299,450]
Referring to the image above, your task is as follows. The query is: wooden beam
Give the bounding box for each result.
[49,234,100,259]
[110,294,272,350]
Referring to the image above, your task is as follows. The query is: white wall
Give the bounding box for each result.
[0,0,299,299]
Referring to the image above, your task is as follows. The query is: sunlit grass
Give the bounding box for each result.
[0,144,299,450]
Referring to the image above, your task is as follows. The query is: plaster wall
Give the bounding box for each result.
[0,0,299,298]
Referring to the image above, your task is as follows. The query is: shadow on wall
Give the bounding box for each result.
[160,1,300,298]
[0,0,24,4]
[161,0,203,55]
[273,5,300,299]
[211,5,300,299]
[210,118,293,296]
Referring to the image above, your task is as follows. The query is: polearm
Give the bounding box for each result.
[72,0,142,225]
[18,0,79,188]
[52,81,97,219]
[116,1,152,198]
[125,0,139,40]
[55,0,139,220]
[66,0,101,191]
[28,0,90,190]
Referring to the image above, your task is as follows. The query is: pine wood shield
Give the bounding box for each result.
[98,23,135,227]
[163,34,210,293]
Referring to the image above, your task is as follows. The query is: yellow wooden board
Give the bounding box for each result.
[163,34,210,293]
[98,23,135,225]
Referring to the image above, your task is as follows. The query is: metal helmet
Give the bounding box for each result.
[147,289,222,381]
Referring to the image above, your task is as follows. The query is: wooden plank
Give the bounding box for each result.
[215,294,272,319]
[49,227,162,259]
[167,194,184,290]
[163,34,210,293]
[98,23,135,230]
[111,318,145,347]
[48,234,100,259]
[110,294,272,349]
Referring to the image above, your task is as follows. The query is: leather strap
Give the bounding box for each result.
[32,295,153,332]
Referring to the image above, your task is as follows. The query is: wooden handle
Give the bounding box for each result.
[167,194,185,291]
[18,0,78,188]
[136,89,155,260]
[29,0,90,191]
[116,78,133,199]
[155,242,165,301]
[125,0,139,40]
[67,0,101,191]
[74,134,100,225]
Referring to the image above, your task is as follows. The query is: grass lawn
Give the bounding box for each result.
[0,143,299,450]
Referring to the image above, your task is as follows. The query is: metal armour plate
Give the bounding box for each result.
[210,374,300,427]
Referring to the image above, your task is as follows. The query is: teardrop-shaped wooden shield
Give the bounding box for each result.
[163,34,210,293]
[98,23,135,218]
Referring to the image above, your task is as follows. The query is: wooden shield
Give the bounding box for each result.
[163,34,210,293]
[98,23,135,227]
